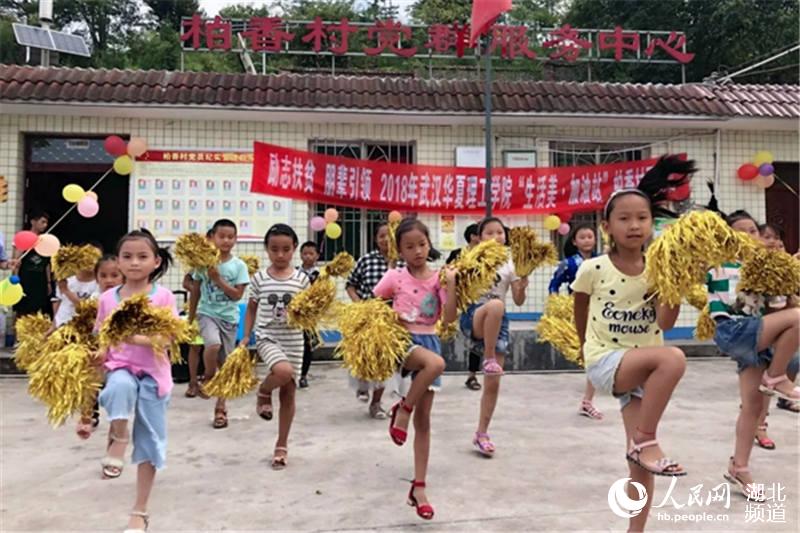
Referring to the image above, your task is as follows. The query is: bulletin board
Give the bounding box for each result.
[131,149,292,241]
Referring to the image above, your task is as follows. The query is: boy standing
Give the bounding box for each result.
[297,241,320,388]
[188,219,250,429]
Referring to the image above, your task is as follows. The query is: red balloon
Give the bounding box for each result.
[13,230,38,251]
[103,135,127,157]
[737,164,759,181]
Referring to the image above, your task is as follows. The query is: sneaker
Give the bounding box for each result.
[299,376,309,389]
[356,390,369,402]
[369,403,387,419]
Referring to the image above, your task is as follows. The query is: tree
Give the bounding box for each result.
[410,0,471,24]
[144,0,199,30]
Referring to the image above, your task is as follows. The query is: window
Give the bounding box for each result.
[549,142,648,258]
[309,139,415,261]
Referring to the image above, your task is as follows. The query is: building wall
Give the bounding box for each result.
[1,113,797,331]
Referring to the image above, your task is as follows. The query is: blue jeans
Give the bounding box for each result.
[459,301,510,354]
[403,334,444,392]
[714,316,800,374]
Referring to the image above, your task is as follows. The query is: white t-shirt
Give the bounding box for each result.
[477,260,520,305]
[54,276,98,327]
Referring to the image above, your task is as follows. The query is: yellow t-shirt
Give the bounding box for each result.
[570,255,663,368]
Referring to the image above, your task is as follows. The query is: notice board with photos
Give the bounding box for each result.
[131,149,292,241]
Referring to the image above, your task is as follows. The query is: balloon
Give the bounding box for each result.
[758,163,774,177]
[310,216,326,232]
[324,208,339,223]
[10,275,20,284]
[0,280,24,306]
[85,191,98,201]
[62,183,85,203]
[325,222,342,239]
[388,210,403,223]
[103,135,127,157]
[77,196,99,218]
[13,230,38,251]
[753,151,774,167]
[127,137,148,158]
[558,223,571,236]
[755,174,775,189]
[34,234,60,257]
[737,164,758,181]
[543,215,562,231]
[113,155,134,175]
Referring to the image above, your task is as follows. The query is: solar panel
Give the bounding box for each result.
[12,23,90,58]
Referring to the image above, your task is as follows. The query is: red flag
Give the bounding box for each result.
[470,0,512,45]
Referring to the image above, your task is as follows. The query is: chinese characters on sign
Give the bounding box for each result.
[180,15,694,64]
[251,141,671,216]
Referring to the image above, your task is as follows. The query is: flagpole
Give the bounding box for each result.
[483,34,493,218]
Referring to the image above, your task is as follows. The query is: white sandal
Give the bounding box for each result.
[101,431,128,479]
[759,372,800,401]
[123,510,149,533]
[724,458,766,502]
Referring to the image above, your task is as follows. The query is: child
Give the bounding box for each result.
[573,188,686,532]
[93,229,176,533]
[460,217,528,457]
[373,218,454,520]
[187,219,250,429]
[548,223,603,420]
[297,241,321,389]
[53,245,102,328]
[184,229,214,398]
[75,254,123,439]
[708,211,800,499]
[241,224,309,469]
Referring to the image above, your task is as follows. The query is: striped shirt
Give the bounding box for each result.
[248,269,309,352]
[706,262,764,318]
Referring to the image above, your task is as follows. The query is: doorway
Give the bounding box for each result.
[767,162,799,254]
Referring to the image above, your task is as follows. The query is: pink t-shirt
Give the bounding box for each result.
[95,285,178,398]
[373,267,447,335]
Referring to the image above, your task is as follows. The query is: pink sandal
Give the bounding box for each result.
[482,358,504,375]
[579,399,604,420]
[754,424,775,450]
[759,372,800,401]
[626,439,686,477]
[724,457,765,501]
[473,432,495,457]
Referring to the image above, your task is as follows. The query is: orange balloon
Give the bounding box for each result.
[388,210,402,223]
[324,208,339,223]
[755,174,775,189]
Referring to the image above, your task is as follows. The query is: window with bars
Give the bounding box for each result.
[549,142,648,258]
[309,139,416,261]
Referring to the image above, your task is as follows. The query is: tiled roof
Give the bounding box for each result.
[1,64,798,118]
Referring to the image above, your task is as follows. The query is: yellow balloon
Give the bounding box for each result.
[0,281,24,306]
[114,155,134,175]
[543,215,562,231]
[325,222,342,239]
[753,151,774,166]
[62,183,85,203]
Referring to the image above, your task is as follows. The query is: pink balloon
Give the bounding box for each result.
[310,216,326,232]
[13,230,38,251]
[127,137,148,158]
[104,135,127,157]
[558,223,571,236]
[77,196,99,218]
[755,174,775,189]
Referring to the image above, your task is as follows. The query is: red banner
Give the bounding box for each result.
[250,141,664,216]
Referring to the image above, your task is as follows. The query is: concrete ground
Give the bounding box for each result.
[1,359,798,532]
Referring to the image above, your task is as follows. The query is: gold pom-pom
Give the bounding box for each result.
[323,252,355,278]
[27,343,102,426]
[335,299,411,382]
[386,220,400,265]
[71,299,99,342]
[739,247,800,296]
[240,255,261,277]
[201,346,259,399]
[510,227,558,278]
[98,293,189,361]
[695,306,716,341]
[175,233,219,273]
[14,313,52,371]
[287,276,337,333]
[645,211,758,306]
[685,284,708,310]
[51,244,102,281]
[435,319,458,341]
[536,294,581,366]
[444,240,509,312]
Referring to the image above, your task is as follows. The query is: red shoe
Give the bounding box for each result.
[407,480,434,520]
[388,399,413,446]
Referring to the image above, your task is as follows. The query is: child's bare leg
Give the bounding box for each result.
[394,348,445,432]
[734,366,764,484]
[622,398,654,533]
[615,347,686,467]
[187,345,201,387]
[412,390,435,506]
[202,343,221,381]
[127,463,156,530]
[472,300,504,359]
[276,379,296,450]
[584,379,596,402]
[477,354,504,434]
[755,395,771,440]
[107,419,129,462]
[757,309,800,395]
[371,386,385,407]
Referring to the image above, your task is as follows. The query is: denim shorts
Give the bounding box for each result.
[402,333,444,392]
[586,350,644,410]
[714,316,800,374]
[459,301,510,354]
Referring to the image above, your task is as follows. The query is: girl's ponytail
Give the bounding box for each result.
[152,246,173,282]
